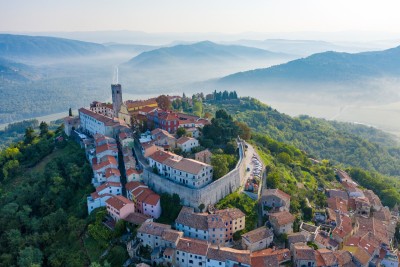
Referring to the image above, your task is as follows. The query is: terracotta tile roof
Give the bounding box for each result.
[327,189,349,200]
[262,189,291,201]
[164,157,209,175]
[126,181,145,192]
[124,212,152,225]
[176,237,209,256]
[364,190,382,208]
[336,169,353,182]
[332,214,352,239]
[100,155,117,165]
[138,221,171,236]
[269,211,295,226]
[326,208,337,222]
[92,157,117,171]
[131,186,160,206]
[79,108,118,126]
[314,232,339,248]
[327,197,348,213]
[96,182,122,193]
[287,232,307,246]
[126,168,142,176]
[333,250,356,267]
[176,136,195,145]
[148,150,176,164]
[161,229,183,243]
[373,207,391,222]
[151,128,174,139]
[215,208,246,221]
[105,168,121,178]
[251,255,279,267]
[317,248,338,266]
[251,248,290,264]
[175,207,208,230]
[207,214,226,228]
[140,106,158,114]
[105,195,133,211]
[163,247,175,257]
[355,216,391,245]
[90,192,113,200]
[294,244,316,261]
[241,226,273,244]
[207,246,251,265]
[353,246,371,265]
[96,143,118,155]
[119,132,132,140]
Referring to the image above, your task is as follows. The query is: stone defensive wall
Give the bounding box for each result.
[140,140,247,209]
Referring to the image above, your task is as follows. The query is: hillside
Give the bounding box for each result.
[228,39,368,56]
[204,97,400,177]
[0,57,40,82]
[0,34,110,61]
[125,41,290,67]
[218,45,400,84]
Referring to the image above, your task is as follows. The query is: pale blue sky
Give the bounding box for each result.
[1,0,400,34]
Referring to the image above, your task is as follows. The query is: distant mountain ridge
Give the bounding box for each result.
[0,34,109,60]
[219,45,400,84]
[124,41,292,68]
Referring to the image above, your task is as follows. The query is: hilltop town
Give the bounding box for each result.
[62,83,400,267]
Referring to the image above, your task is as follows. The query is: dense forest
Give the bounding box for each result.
[0,124,131,266]
[204,97,400,177]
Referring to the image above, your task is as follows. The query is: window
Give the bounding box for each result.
[189,260,193,264]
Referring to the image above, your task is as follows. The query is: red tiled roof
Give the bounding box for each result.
[270,211,295,226]
[177,237,209,256]
[106,195,133,211]
[96,182,122,192]
[124,212,152,225]
[105,168,121,178]
[126,168,142,176]
[176,136,195,145]
[96,143,117,155]
[79,108,118,126]
[263,189,291,201]
[126,181,145,192]
[207,246,251,265]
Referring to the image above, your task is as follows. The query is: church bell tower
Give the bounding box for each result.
[111,67,122,117]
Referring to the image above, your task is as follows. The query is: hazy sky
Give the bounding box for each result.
[1,0,400,34]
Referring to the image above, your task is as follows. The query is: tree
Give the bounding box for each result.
[267,171,280,189]
[68,108,73,117]
[236,121,251,140]
[39,121,49,137]
[211,154,229,180]
[17,247,43,267]
[277,152,291,165]
[24,127,35,144]
[193,100,203,117]
[176,127,186,138]
[156,95,171,110]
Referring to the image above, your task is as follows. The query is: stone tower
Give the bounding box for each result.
[111,83,122,117]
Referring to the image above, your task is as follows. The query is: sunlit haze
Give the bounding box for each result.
[1,0,400,41]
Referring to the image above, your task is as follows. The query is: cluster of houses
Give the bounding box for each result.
[83,131,162,223]
[132,206,292,267]
[138,128,215,190]
[258,169,400,267]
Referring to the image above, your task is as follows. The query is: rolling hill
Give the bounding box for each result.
[0,34,110,61]
[124,41,291,67]
[218,45,400,84]
[0,57,40,82]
